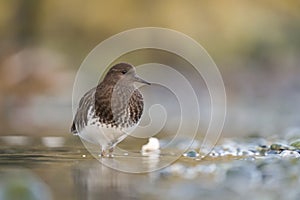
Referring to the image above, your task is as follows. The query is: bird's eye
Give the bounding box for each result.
[121,70,127,74]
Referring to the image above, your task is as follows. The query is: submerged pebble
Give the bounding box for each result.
[183,150,199,158]
[187,138,300,161]
[154,136,300,200]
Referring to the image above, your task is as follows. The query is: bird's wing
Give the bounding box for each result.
[128,89,144,125]
[71,121,77,134]
[71,87,96,134]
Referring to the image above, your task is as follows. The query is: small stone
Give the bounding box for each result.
[266,150,280,155]
[256,144,269,155]
[183,150,199,158]
[270,143,293,151]
[259,144,268,149]
[237,149,255,156]
[290,140,300,149]
[141,137,160,152]
[209,150,220,157]
[280,150,300,158]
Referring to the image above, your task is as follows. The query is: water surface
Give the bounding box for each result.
[1,136,300,200]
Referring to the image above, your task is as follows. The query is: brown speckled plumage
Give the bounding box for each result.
[71,63,150,156]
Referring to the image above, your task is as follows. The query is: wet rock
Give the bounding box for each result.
[209,150,220,157]
[183,150,199,158]
[256,145,269,156]
[263,153,281,159]
[279,150,300,158]
[221,148,238,156]
[270,143,293,151]
[237,149,256,156]
[266,150,279,155]
[141,137,160,152]
[289,139,300,149]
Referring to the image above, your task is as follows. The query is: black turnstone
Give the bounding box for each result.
[71,63,150,157]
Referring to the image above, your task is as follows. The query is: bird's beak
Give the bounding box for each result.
[134,75,151,85]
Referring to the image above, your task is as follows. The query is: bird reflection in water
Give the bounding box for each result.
[72,160,144,200]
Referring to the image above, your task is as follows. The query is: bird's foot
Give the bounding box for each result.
[99,147,114,158]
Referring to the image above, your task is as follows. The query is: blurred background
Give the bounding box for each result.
[0,0,300,138]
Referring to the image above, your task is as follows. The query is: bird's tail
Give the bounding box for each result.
[70,122,78,135]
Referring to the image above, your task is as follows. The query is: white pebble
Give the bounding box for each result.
[142,137,160,152]
[280,150,300,158]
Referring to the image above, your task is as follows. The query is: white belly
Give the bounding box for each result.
[77,105,136,149]
[78,124,127,148]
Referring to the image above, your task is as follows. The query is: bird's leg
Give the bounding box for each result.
[100,146,108,157]
[100,146,114,158]
[105,146,114,158]
[100,149,106,157]
[108,146,114,154]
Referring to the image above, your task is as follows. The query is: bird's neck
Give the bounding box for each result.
[96,81,136,100]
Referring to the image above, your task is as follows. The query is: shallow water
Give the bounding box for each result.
[1,136,300,200]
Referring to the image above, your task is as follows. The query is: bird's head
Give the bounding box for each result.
[104,63,151,86]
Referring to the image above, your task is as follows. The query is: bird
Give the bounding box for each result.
[71,63,151,157]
